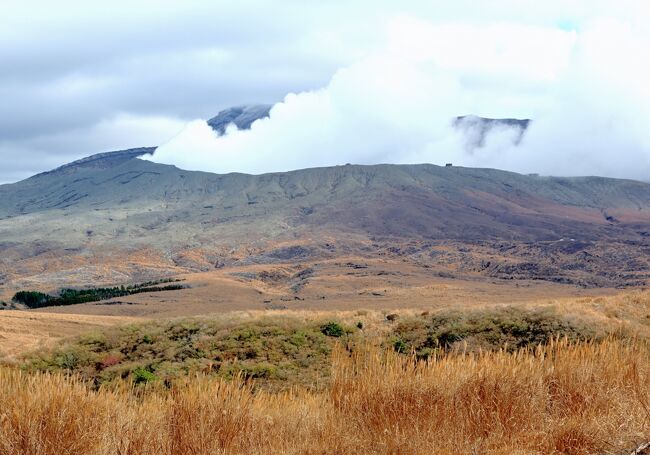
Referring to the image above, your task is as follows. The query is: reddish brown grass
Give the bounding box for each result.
[1,338,648,454]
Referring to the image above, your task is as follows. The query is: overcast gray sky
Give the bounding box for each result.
[2,1,650,182]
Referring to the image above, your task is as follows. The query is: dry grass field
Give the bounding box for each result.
[1,339,649,454]
[1,259,646,357]
[0,310,138,359]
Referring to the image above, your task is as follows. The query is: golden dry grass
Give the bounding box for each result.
[1,338,649,455]
[0,310,139,359]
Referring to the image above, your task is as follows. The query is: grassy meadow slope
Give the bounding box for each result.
[1,287,646,454]
[0,311,138,358]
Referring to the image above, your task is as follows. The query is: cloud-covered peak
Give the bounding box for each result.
[207,105,273,135]
[151,15,650,179]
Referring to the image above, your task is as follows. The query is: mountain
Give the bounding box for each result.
[23,105,272,179]
[1,105,650,294]
[1,150,650,293]
[5,156,650,231]
[33,147,157,178]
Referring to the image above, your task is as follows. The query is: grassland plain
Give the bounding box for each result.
[1,259,618,361]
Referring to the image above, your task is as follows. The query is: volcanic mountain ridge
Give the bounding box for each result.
[0,107,649,298]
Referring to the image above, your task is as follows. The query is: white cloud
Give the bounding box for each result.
[4,0,650,181]
[152,13,650,179]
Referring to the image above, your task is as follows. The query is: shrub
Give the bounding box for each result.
[54,351,80,370]
[132,367,157,384]
[391,307,595,355]
[240,363,278,379]
[97,354,122,370]
[393,339,408,353]
[24,317,335,390]
[320,322,345,337]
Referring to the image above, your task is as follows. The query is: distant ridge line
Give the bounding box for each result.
[33,147,157,178]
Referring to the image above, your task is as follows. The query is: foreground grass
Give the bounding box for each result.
[1,338,649,454]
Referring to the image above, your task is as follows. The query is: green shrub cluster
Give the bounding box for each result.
[320,322,346,337]
[390,307,594,358]
[12,291,52,308]
[21,309,599,390]
[24,317,351,390]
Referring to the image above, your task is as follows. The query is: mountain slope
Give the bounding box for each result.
[33,147,157,178]
[2,158,650,229]
[1,156,650,292]
[1,104,650,293]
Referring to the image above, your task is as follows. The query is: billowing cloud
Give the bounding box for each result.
[152,15,650,179]
[3,0,650,181]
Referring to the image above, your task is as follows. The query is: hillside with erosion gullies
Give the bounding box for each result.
[1,106,650,304]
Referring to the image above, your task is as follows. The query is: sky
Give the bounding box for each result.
[2,1,650,183]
